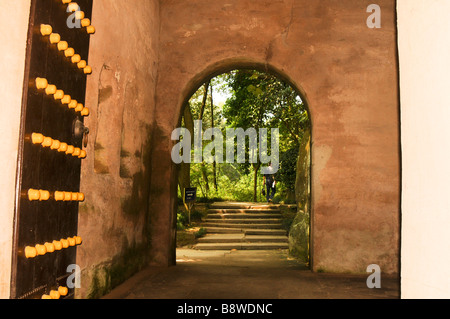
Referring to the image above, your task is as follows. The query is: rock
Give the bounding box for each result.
[288,210,310,264]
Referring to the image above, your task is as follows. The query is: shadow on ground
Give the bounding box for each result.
[102,249,400,299]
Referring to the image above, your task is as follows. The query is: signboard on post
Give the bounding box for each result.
[184,187,197,204]
[183,188,197,225]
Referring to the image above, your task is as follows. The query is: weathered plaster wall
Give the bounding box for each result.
[0,0,31,299]
[5,0,450,301]
[1,0,401,300]
[76,0,160,298]
[398,0,450,298]
[152,0,400,274]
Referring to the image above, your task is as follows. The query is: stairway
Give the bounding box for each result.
[194,202,289,250]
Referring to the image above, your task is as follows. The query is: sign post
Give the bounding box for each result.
[183,187,197,225]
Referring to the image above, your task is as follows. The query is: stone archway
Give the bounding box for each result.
[149,58,315,267]
[0,0,403,299]
[148,0,400,275]
[175,62,314,263]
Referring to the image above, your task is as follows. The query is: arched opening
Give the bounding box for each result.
[3,0,404,300]
[172,61,313,268]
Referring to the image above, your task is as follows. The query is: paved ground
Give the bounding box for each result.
[103,249,400,299]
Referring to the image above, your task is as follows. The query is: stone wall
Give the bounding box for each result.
[5,0,450,300]
[76,0,160,298]
[152,0,400,274]
[1,0,400,299]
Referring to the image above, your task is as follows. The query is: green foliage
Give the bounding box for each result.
[194,228,207,239]
[277,147,299,193]
[190,209,203,222]
[182,69,311,204]
[177,207,204,230]
[191,166,258,202]
[223,69,309,152]
[281,212,296,235]
[177,209,189,230]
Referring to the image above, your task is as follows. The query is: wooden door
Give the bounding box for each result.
[11,0,94,299]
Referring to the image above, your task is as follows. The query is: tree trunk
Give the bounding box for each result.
[196,177,206,198]
[198,81,211,197]
[210,84,218,192]
[178,104,195,196]
[253,162,261,202]
[201,163,210,193]
[198,81,210,121]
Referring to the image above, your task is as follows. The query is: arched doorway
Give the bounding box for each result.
[149,0,400,276]
[172,61,314,267]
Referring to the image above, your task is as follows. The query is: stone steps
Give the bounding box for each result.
[205,227,287,236]
[204,227,245,234]
[194,202,289,251]
[207,213,282,219]
[205,218,282,224]
[207,209,281,215]
[209,202,281,210]
[194,242,289,250]
[203,222,284,229]
[244,229,288,236]
[198,234,288,244]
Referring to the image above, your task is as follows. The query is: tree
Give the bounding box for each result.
[177,103,194,197]
[182,69,310,203]
[184,78,225,199]
[276,147,299,201]
[223,70,309,201]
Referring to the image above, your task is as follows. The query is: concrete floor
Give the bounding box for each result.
[103,249,400,300]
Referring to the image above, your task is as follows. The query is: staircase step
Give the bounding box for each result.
[194,202,290,251]
[210,202,281,208]
[209,202,280,209]
[197,233,245,243]
[203,222,283,229]
[208,209,281,214]
[205,218,282,224]
[204,227,287,236]
[245,229,288,236]
[249,205,281,210]
[194,242,289,250]
[198,234,289,244]
[209,203,252,209]
[207,213,282,219]
[204,227,244,234]
[245,235,289,243]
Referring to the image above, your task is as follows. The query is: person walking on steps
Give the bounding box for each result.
[263,164,276,203]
